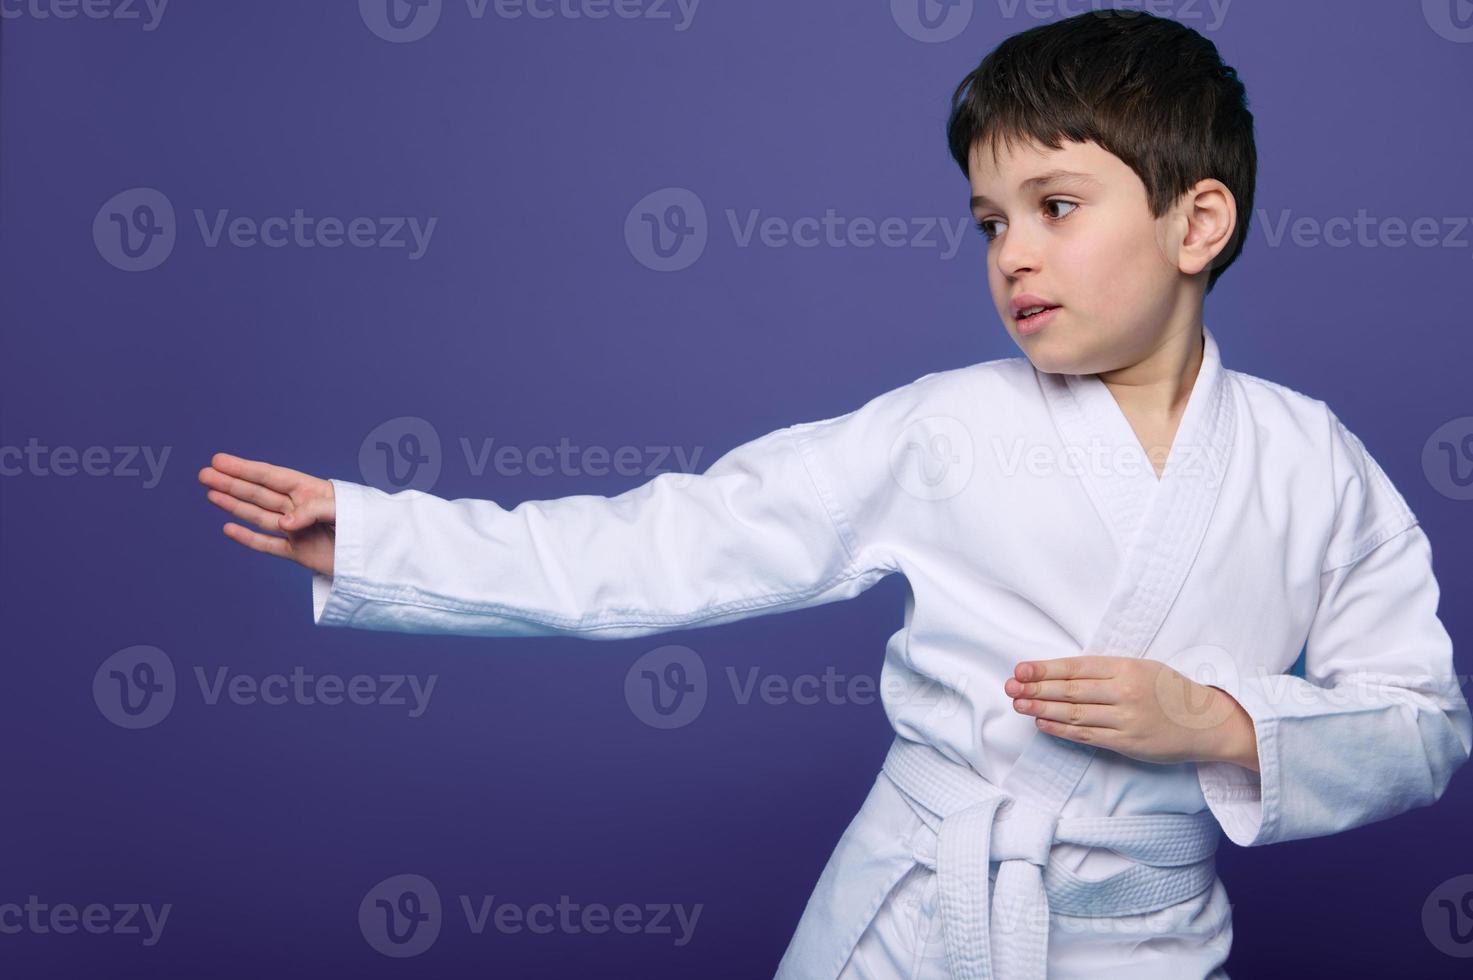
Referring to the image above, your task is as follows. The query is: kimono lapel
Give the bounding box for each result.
[936,324,1237,972]
[991,323,1238,941]
[1040,360,1161,556]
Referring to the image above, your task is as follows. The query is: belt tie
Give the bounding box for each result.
[881,736,1221,980]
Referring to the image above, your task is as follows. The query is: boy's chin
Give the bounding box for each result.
[1016,341,1095,377]
[1012,327,1126,378]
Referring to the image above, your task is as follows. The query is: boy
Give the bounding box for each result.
[199,12,1471,979]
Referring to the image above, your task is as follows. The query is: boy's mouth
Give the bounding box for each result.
[1015,305,1061,336]
[1010,294,1060,323]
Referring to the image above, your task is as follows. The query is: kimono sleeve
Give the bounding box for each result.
[308,419,896,640]
[1196,409,1473,847]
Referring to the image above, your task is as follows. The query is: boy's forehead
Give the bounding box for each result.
[968,138,1121,197]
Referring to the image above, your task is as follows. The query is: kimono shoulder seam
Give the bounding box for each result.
[1318,402,1420,573]
[1320,517,1420,575]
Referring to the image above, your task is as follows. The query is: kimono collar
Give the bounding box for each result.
[1039,324,1234,556]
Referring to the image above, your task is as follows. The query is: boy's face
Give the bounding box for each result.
[969,137,1192,376]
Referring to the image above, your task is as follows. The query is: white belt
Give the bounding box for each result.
[881,736,1220,980]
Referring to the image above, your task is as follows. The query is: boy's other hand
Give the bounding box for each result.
[198,452,336,576]
[1004,655,1259,770]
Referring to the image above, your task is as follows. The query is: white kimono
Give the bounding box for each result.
[310,325,1472,979]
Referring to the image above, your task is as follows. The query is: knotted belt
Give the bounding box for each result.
[881,736,1221,980]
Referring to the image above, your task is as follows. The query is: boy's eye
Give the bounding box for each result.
[973,198,1079,242]
[1045,199,1079,220]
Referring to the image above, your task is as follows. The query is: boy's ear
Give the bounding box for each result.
[1177,179,1238,277]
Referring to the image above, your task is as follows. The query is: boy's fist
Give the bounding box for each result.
[198,452,337,576]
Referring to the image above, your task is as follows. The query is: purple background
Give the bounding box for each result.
[3,0,1471,976]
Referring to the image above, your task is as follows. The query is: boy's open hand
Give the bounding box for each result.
[198,452,337,576]
[1005,655,1258,769]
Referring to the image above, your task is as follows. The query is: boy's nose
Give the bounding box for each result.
[994,232,1042,279]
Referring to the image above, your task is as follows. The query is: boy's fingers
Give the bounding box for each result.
[1010,678,1120,704]
[209,452,316,496]
[198,465,292,512]
[221,522,292,559]
[1014,656,1117,683]
[205,489,289,534]
[279,497,334,530]
[1017,698,1118,729]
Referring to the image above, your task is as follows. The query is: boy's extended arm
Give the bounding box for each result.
[311,419,895,640]
[1196,410,1473,846]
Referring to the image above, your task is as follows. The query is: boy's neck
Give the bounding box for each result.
[1097,321,1205,423]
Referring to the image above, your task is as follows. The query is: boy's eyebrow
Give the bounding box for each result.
[970,170,1102,210]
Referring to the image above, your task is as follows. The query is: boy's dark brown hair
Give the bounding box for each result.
[946,10,1256,293]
